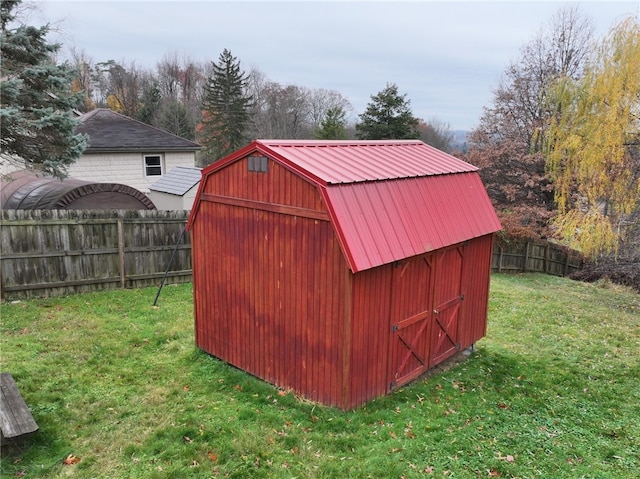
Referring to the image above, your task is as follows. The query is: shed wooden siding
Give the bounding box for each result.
[343,234,495,409]
[200,156,324,211]
[348,263,395,407]
[190,140,501,409]
[192,155,350,406]
[458,234,494,345]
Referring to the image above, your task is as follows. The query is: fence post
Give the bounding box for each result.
[523,241,529,273]
[117,218,126,288]
[544,244,550,274]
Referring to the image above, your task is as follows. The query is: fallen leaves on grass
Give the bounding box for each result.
[404,422,416,438]
[497,453,515,463]
[63,454,80,465]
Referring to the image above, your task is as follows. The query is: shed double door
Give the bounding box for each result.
[388,246,464,389]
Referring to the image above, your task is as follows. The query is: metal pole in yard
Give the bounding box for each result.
[153,224,186,307]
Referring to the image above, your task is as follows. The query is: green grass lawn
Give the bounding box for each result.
[1,274,638,478]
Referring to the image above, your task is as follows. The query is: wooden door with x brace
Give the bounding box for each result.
[388,245,465,390]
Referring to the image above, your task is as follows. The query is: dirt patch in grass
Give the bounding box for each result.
[572,254,640,293]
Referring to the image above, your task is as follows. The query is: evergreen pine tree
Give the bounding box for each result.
[199,49,252,163]
[355,83,419,140]
[315,106,347,140]
[0,0,87,178]
[158,100,194,140]
[137,83,162,125]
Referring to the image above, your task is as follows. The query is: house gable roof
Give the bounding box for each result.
[149,166,202,196]
[190,139,501,272]
[76,108,201,152]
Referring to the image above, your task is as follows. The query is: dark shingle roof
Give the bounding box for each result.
[77,109,201,152]
[149,166,202,196]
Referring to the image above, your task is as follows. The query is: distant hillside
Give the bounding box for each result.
[451,130,469,152]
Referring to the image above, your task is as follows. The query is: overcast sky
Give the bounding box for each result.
[36,0,639,131]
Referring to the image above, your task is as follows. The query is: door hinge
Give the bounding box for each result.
[391,324,399,332]
[460,294,465,301]
[389,381,396,390]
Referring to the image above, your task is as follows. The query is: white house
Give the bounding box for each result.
[68,109,202,193]
[148,166,202,210]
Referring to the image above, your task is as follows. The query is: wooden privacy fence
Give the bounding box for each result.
[492,237,583,276]
[1,212,583,301]
[1,209,191,300]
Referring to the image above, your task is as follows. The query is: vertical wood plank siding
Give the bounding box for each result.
[492,239,582,276]
[459,234,495,347]
[348,264,394,408]
[345,236,494,409]
[1,209,191,300]
[192,155,349,407]
[191,151,497,409]
[204,157,323,210]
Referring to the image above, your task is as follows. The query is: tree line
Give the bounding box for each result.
[1,0,638,265]
[2,0,455,168]
[67,48,453,163]
[461,6,639,263]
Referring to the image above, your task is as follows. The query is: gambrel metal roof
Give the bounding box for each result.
[190,139,501,272]
[260,139,474,184]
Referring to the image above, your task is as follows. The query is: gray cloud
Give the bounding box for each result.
[43,0,637,130]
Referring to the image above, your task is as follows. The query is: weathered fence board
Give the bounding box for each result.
[492,238,583,276]
[2,212,582,301]
[1,210,191,300]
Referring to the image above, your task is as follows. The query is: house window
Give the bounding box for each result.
[144,155,163,176]
[248,156,268,173]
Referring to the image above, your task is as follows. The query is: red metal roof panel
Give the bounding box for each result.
[258,140,476,184]
[190,139,501,272]
[324,172,501,272]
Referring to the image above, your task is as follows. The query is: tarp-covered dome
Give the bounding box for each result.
[1,171,156,210]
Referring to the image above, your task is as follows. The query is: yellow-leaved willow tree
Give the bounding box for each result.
[546,17,640,260]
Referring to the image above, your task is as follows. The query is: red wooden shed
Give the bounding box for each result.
[188,140,501,409]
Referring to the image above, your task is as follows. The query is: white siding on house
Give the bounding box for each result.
[67,152,195,193]
[183,187,198,209]
[148,186,198,210]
